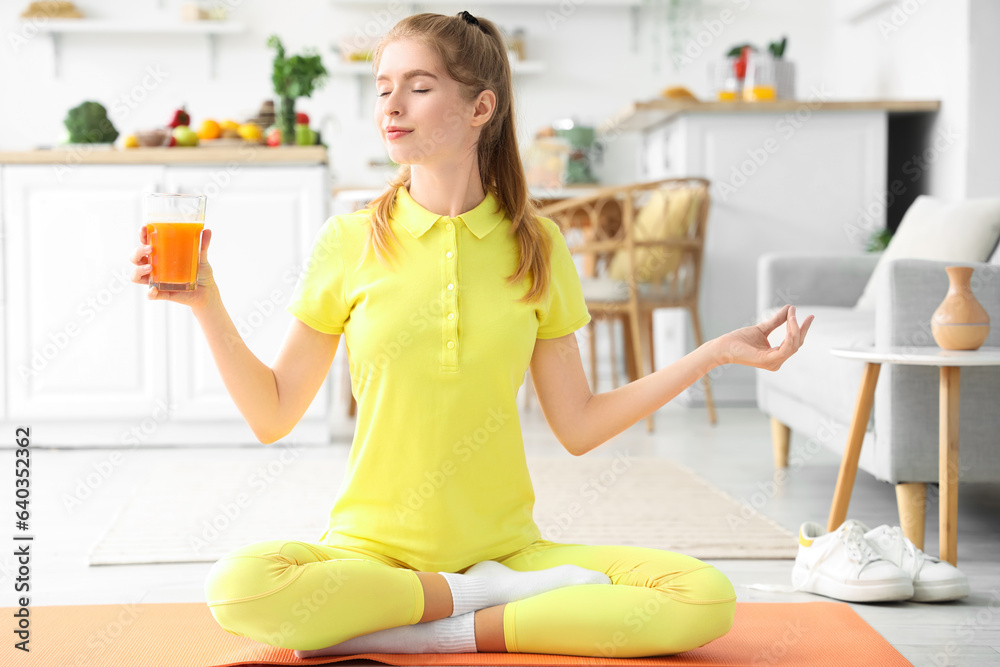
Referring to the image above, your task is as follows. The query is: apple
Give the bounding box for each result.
[172,125,200,147]
[296,112,310,125]
[295,124,316,146]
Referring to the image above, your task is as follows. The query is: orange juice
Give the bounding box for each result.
[743,85,776,101]
[147,221,204,290]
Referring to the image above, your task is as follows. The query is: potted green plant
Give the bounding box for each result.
[267,35,328,146]
[767,36,795,100]
[866,227,893,252]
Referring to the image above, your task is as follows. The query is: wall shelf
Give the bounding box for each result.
[26,19,246,79]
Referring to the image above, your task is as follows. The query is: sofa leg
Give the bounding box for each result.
[896,483,927,551]
[770,417,790,469]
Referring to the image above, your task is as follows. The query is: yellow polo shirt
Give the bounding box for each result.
[287,185,590,573]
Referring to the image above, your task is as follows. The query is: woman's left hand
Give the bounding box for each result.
[712,304,814,371]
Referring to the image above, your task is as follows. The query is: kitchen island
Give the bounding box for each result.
[601,97,941,406]
[0,146,331,447]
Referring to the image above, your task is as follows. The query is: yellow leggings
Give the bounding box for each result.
[204,537,736,658]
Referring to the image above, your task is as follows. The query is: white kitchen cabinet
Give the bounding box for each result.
[161,166,328,443]
[635,111,888,405]
[3,165,170,437]
[0,167,5,422]
[1,160,331,447]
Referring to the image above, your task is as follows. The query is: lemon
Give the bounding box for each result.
[238,122,263,142]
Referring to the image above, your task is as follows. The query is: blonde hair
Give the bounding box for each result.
[364,12,551,303]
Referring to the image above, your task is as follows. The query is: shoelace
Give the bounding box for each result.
[810,522,880,577]
[869,525,930,577]
[843,523,881,565]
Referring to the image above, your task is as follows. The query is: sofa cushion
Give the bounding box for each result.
[855,195,1000,309]
[760,305,876,429]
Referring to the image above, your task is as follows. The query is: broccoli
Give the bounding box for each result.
[64,101,119,144]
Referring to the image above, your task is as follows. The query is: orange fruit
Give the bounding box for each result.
[197,119,221,140]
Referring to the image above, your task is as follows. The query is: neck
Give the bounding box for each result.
[407,158,486,218]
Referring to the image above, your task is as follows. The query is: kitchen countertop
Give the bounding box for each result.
[0,145,328,165]
[603,98,941,133]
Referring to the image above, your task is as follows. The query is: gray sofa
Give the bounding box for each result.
[756,252,1000,545]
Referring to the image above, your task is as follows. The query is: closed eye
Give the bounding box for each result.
[377,89,431,98]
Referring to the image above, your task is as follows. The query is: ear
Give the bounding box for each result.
[470,89,496,128]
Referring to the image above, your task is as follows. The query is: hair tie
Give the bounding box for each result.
[458,10,480,28]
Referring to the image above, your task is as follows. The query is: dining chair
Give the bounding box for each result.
[536,177,718,431]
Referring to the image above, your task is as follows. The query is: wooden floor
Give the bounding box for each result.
[14,338,1000,667]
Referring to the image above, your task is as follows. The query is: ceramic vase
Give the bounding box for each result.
[931,266,990,350]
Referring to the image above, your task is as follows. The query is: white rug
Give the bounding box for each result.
[88,455,797,565]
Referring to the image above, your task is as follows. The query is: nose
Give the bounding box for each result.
[380,90,402,117]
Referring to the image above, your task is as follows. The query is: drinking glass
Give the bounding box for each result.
[743,54,777,102]
[144,193,207,291]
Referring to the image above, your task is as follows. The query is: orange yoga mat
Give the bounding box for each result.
[2,601,909,667]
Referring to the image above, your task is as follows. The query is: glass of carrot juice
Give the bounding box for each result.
[144,193,207,291]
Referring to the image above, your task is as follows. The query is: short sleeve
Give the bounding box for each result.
[536,218,592,339]
[286,217,350,334]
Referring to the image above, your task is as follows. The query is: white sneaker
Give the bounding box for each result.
[853,522,970,602]
[791,521,914,602]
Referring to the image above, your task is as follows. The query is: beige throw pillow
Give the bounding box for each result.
[855,195,1000,309]
[607,187,701,283]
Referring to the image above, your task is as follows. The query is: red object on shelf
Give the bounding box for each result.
[733,45,751,80]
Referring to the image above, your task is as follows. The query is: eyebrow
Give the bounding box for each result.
[375,69,440,83]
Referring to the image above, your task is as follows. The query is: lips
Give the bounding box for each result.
[386,127,412,141]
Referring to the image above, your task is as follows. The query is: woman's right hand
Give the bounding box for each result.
[129,225,218,313]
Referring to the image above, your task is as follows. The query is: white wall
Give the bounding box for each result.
[825,0,978,200]
[966,0,1000,198]
[2,0,992,197]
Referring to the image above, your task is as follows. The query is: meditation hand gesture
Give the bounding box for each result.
[714,305,814,371]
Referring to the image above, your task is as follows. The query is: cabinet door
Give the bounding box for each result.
[0,167,5,421]
[164,166,329,442]
[4,165,168,424]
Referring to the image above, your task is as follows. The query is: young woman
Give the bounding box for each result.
[129,11,812,659]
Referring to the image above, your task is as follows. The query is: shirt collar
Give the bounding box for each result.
[392,186,505,240]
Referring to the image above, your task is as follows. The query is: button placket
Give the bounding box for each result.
[443,218,459,367]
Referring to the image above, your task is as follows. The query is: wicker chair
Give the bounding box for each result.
[537,177,717,431]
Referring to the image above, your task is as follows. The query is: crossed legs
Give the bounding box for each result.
[204,538,735,657]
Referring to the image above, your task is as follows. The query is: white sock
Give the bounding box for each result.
[440,559,611,616]
[292,611,477,658]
